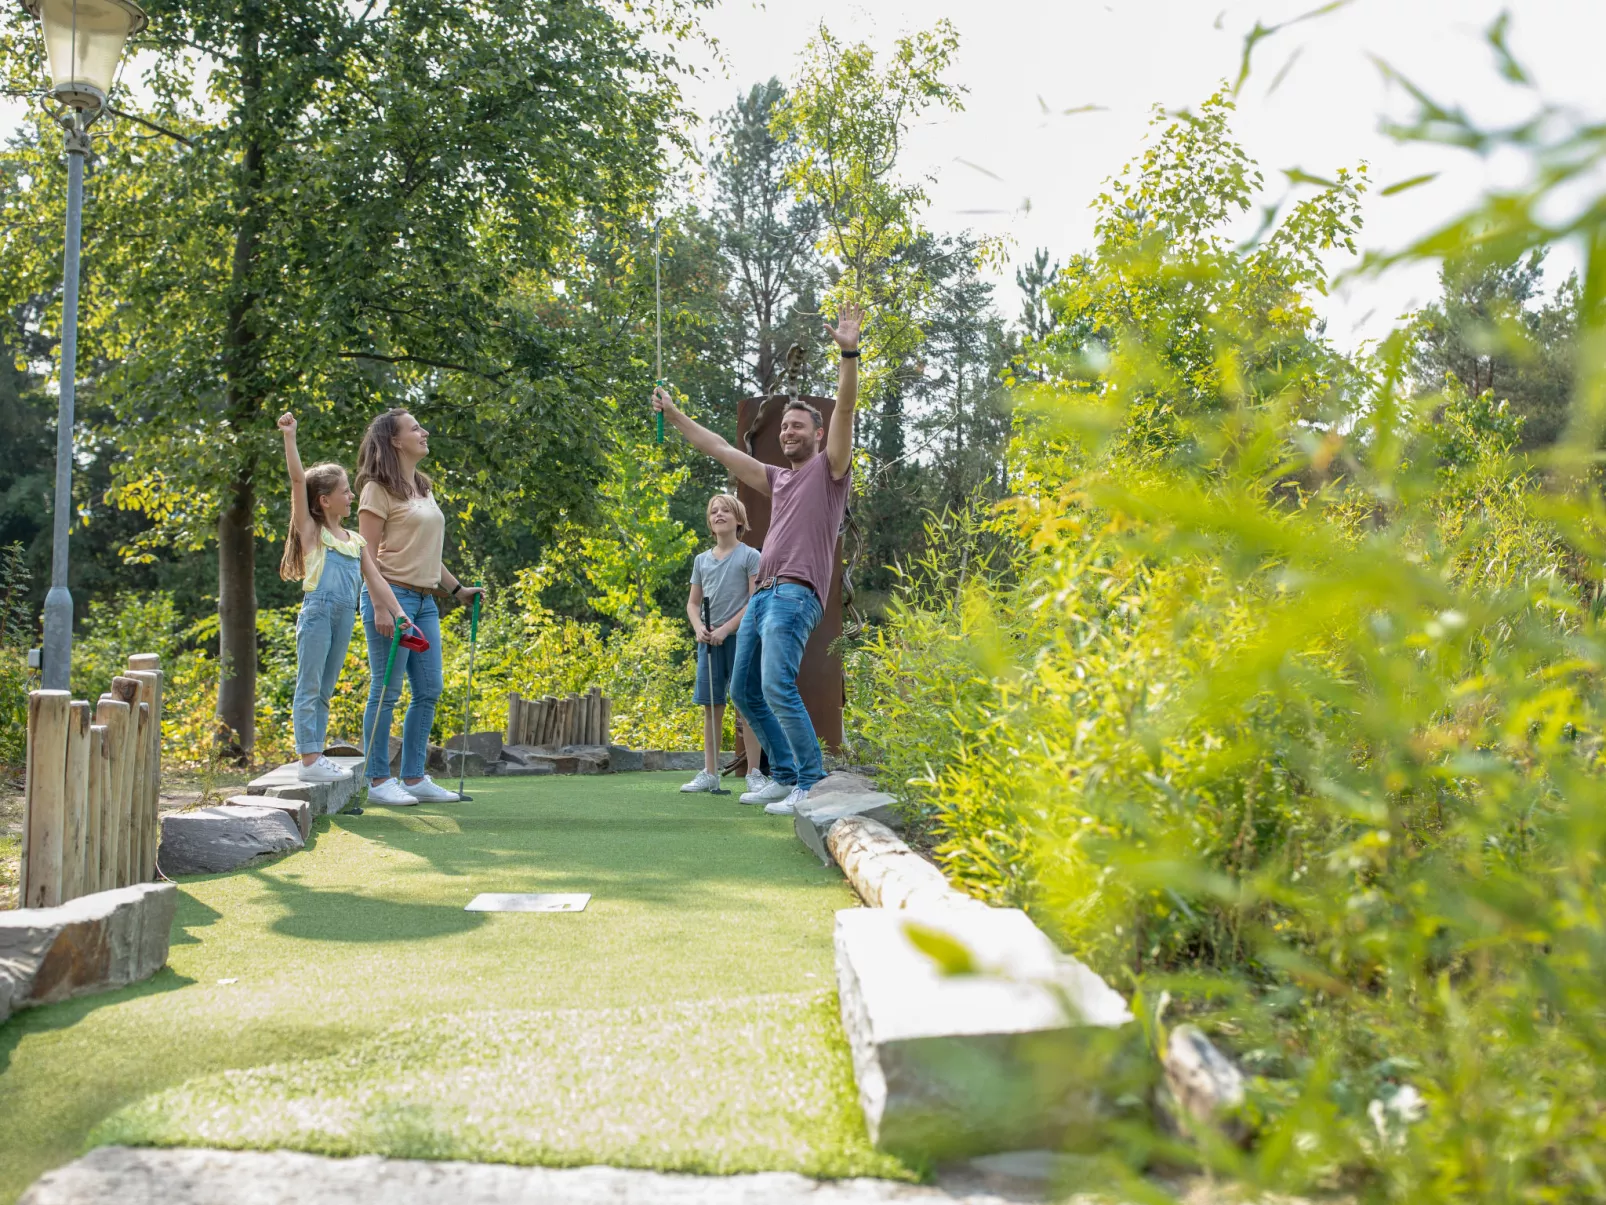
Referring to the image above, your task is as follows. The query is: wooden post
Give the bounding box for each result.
[128,702,150,885]
[590,687,602,745]
[107,676,143,887]
[126,667,162,883]
[507,693,520,744]
[61,701,92,903]
[562,696,575,747]
[22,690,70,909]
[94,696,130,892]
[539,697,555,746]
[524,698,538,746]
[602,696,612,748]
[87,723,107,895]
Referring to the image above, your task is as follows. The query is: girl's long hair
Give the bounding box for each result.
[280,463,350,581]
[357,408,432,505]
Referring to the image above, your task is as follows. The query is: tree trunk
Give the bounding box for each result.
[216,26,265,761]
[215,468,256,758]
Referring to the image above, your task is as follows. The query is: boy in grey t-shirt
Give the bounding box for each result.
[682,494,764,794]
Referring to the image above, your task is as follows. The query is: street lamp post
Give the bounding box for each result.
[20,0,146,690]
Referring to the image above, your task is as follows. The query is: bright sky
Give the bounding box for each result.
[6,1,1601,352]
[674,0,1606,348]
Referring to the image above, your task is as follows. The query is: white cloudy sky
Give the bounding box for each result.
[670,0,1605,348]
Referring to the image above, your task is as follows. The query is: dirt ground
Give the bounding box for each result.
[0,768,252,910]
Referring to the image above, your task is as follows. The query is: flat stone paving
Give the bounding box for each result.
[21,1148,1064,1204]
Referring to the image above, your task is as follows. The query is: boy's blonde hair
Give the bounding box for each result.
[707,493,748,536]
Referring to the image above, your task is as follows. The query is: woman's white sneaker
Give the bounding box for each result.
[764,787,809,816]
[739,779,791,805]
[297,755,352,782]
[366,778,419,806]
[404,775,461,802]
[680,770,720,793]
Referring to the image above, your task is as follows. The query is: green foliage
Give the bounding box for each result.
[775,20,970,393]
[0,542,31,770]
[575,436,699,623]
[849,66,1606,1201]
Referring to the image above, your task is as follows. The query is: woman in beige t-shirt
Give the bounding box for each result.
[356,408,485,806]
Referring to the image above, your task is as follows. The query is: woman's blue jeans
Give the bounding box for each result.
[730,582,824,791]
[361,585,442,781]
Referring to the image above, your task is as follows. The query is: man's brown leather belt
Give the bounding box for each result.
[755,575,810,592]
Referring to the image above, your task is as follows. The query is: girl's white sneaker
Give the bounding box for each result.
[366,778,419,806]
[680,770,720,793]
[764,787,809,816]
[297,755,351,782]
[403,775,461,803]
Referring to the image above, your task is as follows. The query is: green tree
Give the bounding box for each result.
[773,21,969,397]
[1411,249,1578,448]
[576,437,697,623]
[0,0,693,754]
[710,79,825,398]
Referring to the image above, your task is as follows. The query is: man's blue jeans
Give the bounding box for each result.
[360,586,442,781]
[731,582,824,791]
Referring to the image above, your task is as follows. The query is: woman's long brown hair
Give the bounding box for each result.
[280,463,350,581]
[357,408,432,504]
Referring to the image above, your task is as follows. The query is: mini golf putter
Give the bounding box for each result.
[466,893,591,913]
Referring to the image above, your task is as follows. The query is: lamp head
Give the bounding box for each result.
[21,0,147,114]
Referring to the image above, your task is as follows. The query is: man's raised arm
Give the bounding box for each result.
[651,387,771,495]
[824,302,864,480]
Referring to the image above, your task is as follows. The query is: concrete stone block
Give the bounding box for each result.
[608,745,644,772]
[659,750,704,772]
[559,745,609,774]
[0,883,176,1023]
[158,805,303,877]
[834,905,1132,1158]
[795,792,904,865]
[446,731,503,761]
[443,750,486,778]
[811,771,879,797]
[1161,1023,1246,1138]
[642,750,665,772]
[223,794,311,840]
[246,758,365,816]
[827,817,975,911]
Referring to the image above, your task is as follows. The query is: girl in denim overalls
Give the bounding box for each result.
[278,412,404,784]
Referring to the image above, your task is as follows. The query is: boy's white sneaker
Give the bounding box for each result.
[366,778,419,806]
[740,779,791,805]
[403,775,461,803]
[745,770,774,795]
[680,770,720,793]
[297,755,351,782]
[764,787,809,816]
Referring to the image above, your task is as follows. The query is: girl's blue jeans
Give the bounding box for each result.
[730,582,824,791]
[293,592,358,755]
[361,585,442,781]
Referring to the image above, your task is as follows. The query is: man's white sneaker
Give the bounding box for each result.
[366,778,419,806]
[403,775,461,803]
[680,770,720,793]
[764,787,809,816]
[297,755,351,782]
[739,779,792,805]
[745,770,774,795]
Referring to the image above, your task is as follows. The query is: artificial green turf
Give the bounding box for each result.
[0,773,912,1201]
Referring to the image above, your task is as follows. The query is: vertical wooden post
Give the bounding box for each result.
[560,696,573,747]
[590,687,602,745]
[507,693,520,744]
[61,701,91,904]
[539,697,555,746]
[126,667,162,883]
[602,696,612,748]
[94,696,131,892]
[87,723,107,894]
[107,676,142,887]
[22,690,70,909]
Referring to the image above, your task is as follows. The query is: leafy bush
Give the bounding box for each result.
[847,79,1606,1201]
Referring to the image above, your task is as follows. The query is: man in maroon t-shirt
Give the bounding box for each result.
[652,303,863,816]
